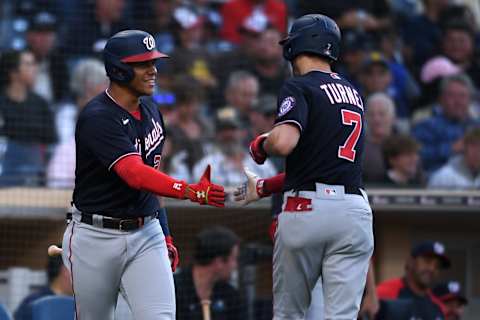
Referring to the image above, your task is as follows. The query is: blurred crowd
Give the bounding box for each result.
[0,0,479,190]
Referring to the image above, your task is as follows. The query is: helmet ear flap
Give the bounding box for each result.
[282,39,294,61]
[104,51,134,84]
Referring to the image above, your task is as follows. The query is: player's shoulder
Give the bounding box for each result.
[78,92,116,122]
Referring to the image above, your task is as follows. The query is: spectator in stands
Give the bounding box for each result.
[175,226,245,320]
[296,1,391,32]
[26,11,69,104]
[167,77,212,182]
[428,127,480,189]
[416,56,462,114]
[220,0,287,45]
[413,74,479,173]
[248,94,276,139]
[223,71,259,126]
[0,49,56,186]
[192,107,277,188]
[212,19,266,108]
[382,134,425,187]
[14,250,72,320]
[441,22,480,87]
[376,240,450,320]
[248,26,288,95]
[46,58,108,188]
[134,0,177,54]
[358,52,412,120]
[378,27,421,117]
[62,0,130,58]
[364,93,396,184]
[169,6,218,90]
[335,30,371,87]
[432,281,468,320]
[401,0,451,72]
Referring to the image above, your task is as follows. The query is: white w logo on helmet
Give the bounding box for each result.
[143,36,156,50]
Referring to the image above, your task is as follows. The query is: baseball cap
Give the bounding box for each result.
[411,240,451,269]
[432,281,468,305]
[28,11,57,32]
[420,56,461,84]
[362,51,389,71]
[216,107,242,130]
[239,9,269,35]
[341,30,370,53]
[173,7,203,30]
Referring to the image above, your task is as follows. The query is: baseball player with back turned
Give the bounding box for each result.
[60,30,225,320]
[235,14,374,320]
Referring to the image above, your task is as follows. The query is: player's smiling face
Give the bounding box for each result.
[129,59,157,96]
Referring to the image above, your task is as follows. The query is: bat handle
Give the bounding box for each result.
[201,299,211,320]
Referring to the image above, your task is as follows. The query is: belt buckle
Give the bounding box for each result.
[119,219,138,231]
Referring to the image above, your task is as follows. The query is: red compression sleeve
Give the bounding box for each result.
[263,173,285,195]
[113,155,185,199]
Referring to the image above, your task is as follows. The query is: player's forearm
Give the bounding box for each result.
[264,124,300,157]
[113,155,186,199]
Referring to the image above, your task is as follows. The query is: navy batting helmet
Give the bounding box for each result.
[103,30,168,83]
[279,14,341,62]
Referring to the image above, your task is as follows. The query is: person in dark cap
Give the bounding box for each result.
[359,51,413,119]
[14,247,72,320]
[26,10,69,103]
[433,281,468,320]
[174,226,244,320]
[376,240,450,320]
[335,30,371,87]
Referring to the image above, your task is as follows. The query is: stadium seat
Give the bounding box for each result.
[31,296,74,320]
[0,303,12,320]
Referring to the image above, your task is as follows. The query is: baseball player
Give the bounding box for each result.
[60,30,225,320]
[235,14,374,319]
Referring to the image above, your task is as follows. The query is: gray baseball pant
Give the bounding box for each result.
[273,184,374,320]
[61,212,175,320]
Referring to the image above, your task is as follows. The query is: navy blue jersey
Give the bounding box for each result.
[73,92,165,218]
[274,71,365,191]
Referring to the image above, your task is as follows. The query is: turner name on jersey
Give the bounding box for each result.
[320,83,363,110]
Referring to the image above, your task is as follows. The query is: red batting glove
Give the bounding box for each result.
[185,165,225,207]
[249,133,269,164]
[165,236,179,272]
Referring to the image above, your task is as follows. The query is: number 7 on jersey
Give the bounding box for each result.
[338,109,362,162]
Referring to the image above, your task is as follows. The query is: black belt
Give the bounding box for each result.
[66,212,157,231]
[296,183,363,195]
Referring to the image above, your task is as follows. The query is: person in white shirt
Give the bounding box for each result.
[429,127,480,189]
[193,108,277,190]
[46,58,109,188]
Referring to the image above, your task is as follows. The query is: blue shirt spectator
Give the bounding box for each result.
[401,0,450,71]
[413,74,479,173]
[61,0,131,59]
[14,286,54,320]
